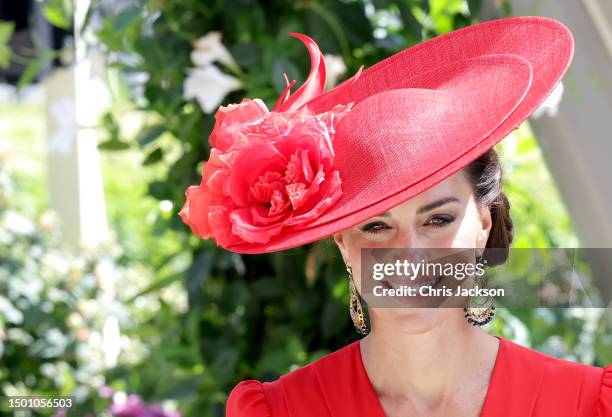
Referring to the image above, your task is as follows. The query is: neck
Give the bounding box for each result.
[359,310,499,410]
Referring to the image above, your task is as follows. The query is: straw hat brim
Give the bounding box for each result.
[225,16,573,254]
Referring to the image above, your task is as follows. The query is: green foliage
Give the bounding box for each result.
[2,1,609,417]
[1,1,65,89]
[88,2,515,415]
[0,155,110,415]
[41,0,75,30]
[87,1,610,416]
[0,147,187,416]
[493,125,611,365]
[0,21,15,69]
[498,123,579,248]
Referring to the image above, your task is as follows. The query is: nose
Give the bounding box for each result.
[392,228,424,249]
[376,229,430,264]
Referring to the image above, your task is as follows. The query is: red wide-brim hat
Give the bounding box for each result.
[179,16,574,254]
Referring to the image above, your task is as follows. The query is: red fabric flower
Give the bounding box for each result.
[179,33,361,248]
[179,99,352,247]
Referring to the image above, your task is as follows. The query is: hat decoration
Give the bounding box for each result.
[179,33,362,248]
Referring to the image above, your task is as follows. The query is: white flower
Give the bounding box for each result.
[183,65,243,113]
[4,211,35,235]
[112,390,127,405]
[324,54,347,89]
[191,31,236,68]
[532,81,564,119]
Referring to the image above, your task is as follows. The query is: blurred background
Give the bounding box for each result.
[1,0,611,416]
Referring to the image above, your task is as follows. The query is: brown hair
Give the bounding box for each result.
[463,147,514,266]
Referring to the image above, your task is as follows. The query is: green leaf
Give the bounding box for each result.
[42,0,73,30]
[17,59,44,90]
[142,147,164,165]
[138,125,166,147]
[0,20,14,43]
[113,6,141,32]
[595,312,612,364]
[98,138,130,151]
[96,19,124,51]
[503,1,512,16]
[148,180,171,200]
[0,21,14,69]
[128,272,185,302]
[429,0,465,34]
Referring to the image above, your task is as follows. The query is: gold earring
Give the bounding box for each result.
[463,270,495,326]
[347,266,368,335]
[463,304,495,326]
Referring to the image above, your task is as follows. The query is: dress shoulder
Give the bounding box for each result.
[532,346,611,416]
[597,365,612,417]
[483,337,612,417]
[226,380,271,417]
[225,341,364,417]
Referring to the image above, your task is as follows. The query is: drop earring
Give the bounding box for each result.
[347,266,368,335]
[463,258,495,326]
[464,303,495,326]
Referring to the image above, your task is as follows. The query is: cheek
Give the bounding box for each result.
[343,231,390,259]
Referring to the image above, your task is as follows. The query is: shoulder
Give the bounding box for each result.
[227,380,270,417]
[226,341,359,417]
[502,336,603,380]
[501,337,612,416]
[599,365,612,416]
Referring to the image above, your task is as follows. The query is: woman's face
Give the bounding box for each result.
[332,169,493,333]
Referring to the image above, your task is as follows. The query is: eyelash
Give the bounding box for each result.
[360,215,455,234]
[426,214,455,228]
[361,222,389,234]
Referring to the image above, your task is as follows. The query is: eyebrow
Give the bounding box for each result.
[374,197,460,217]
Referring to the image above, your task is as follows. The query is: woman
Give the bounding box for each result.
[179,16,612,417]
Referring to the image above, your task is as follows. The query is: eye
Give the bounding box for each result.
[425,214,455,228]
[360,221,390,234]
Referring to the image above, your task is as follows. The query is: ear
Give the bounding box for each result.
[477,203,493,252]
[332,232,350,266]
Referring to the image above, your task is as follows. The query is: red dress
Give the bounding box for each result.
[226,336,612,417]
